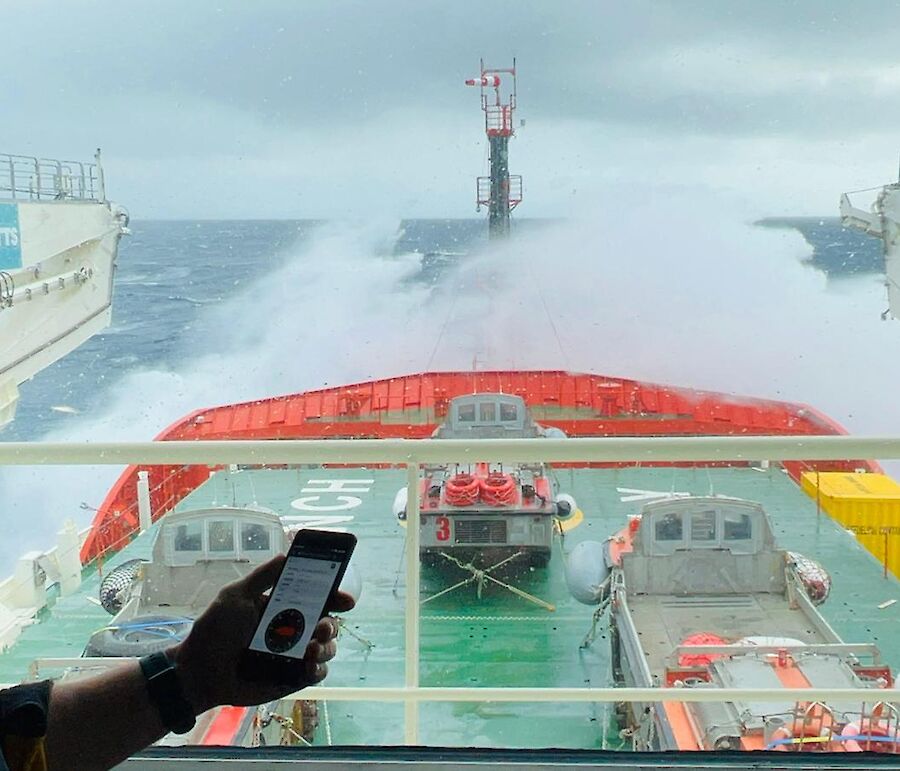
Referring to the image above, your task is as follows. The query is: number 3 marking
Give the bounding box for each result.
[436,516,450,542]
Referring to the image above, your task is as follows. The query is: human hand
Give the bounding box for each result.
[168,555,355,715]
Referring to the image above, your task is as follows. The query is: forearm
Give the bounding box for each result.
[45,662,168,771]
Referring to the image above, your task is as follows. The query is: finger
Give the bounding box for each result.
[313,617,338,644]
[305,660,328,684]
[326,590,355,613]
[305,637,336,662]
[317,640,337,662]
[238,554,286,596]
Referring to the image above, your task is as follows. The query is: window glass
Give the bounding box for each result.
[173,522,202,552]
[208,520,235,552]
[6,3,900,762]
[241,523,270,551]
[691,511,718,541]
[499,403,518,421]
[724,512,753,540]
[655,513,683,541]
[479,402,496,422]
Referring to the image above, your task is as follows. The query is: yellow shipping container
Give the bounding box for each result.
[800,471,900,579]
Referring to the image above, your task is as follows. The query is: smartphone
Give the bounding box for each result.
[240,528,356,682]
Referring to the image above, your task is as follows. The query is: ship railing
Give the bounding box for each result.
[3,434,900,748]
[0,151,105,202]
[668,643,883,662]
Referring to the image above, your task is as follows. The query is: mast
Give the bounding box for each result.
[466,59,522,239]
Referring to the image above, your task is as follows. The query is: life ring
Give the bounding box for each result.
[83,614,193,657]
[445,473,480,506]
[479,473,516,506]
[767,724,837,752]
[766,705,839,752]
[677,632,728,668]
[840,720,900,752]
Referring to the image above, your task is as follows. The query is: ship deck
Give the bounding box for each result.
[2,464,899,748]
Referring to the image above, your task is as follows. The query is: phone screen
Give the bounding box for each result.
[248,539,346,659]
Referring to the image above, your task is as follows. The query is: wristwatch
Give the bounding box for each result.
[139,651,197,735]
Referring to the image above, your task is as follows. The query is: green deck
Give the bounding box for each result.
[2,465,899,748]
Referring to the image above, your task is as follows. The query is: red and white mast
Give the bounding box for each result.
[465,59,522,239]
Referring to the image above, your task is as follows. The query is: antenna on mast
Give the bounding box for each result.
[465,58,523,239]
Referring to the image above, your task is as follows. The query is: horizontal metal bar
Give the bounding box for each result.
[25,661,900,704]
[671,644,879,656]
[0,435,898,466]
[290,686,900,704]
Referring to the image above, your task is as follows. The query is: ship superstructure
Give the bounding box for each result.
[0,150,129,427]
[840,173,900,320]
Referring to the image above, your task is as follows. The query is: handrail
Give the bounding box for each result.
[19,662,900,705]
[7,434,900,747]
[0,434,898,466]
[0,151,104,202]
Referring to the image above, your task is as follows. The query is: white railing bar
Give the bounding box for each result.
[25,662,900,704]
[1,435,899,467]
[404,463,420,745]
[296,686,900,703]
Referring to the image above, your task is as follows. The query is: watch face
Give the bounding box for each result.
[264,608,306,653]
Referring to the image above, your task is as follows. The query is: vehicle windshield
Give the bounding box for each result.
[2,2,900,767]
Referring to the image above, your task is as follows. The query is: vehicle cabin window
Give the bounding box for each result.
[241,522,271,551]
[479,402,496,422]
[499,403,518,421]
[724,512,753,540]
[457,404,476,422]
[655,513,683,541]
[208,520,235,552]
[174,521,202,552]
[691,511,718,541]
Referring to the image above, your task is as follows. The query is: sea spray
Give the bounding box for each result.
[1,203,899,571]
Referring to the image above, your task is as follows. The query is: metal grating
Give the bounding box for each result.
[454,519,508,544]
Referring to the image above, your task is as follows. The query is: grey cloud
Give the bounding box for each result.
[5,0,900,216]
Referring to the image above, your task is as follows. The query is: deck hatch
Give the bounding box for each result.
[455,519,508,544]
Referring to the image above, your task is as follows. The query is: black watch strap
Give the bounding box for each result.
[139,651,196,735]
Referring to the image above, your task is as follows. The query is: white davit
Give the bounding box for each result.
[840,179,900,320]
[0,150,129,428]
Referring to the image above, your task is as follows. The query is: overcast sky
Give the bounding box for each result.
[5,0,900,219]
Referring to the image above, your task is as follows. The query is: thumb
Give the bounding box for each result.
[238,554,286,596]
[327,590,356,613]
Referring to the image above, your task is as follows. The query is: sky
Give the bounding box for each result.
[5,0,900,218]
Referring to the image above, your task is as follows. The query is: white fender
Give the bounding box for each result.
[564,540,611,605]
[556,493,577,519]
[392,487,408,520]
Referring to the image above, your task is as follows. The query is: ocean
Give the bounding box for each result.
[0,215,892,567]
[4,216,883,441]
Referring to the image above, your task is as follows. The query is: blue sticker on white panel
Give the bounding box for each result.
[0,203,21,269]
